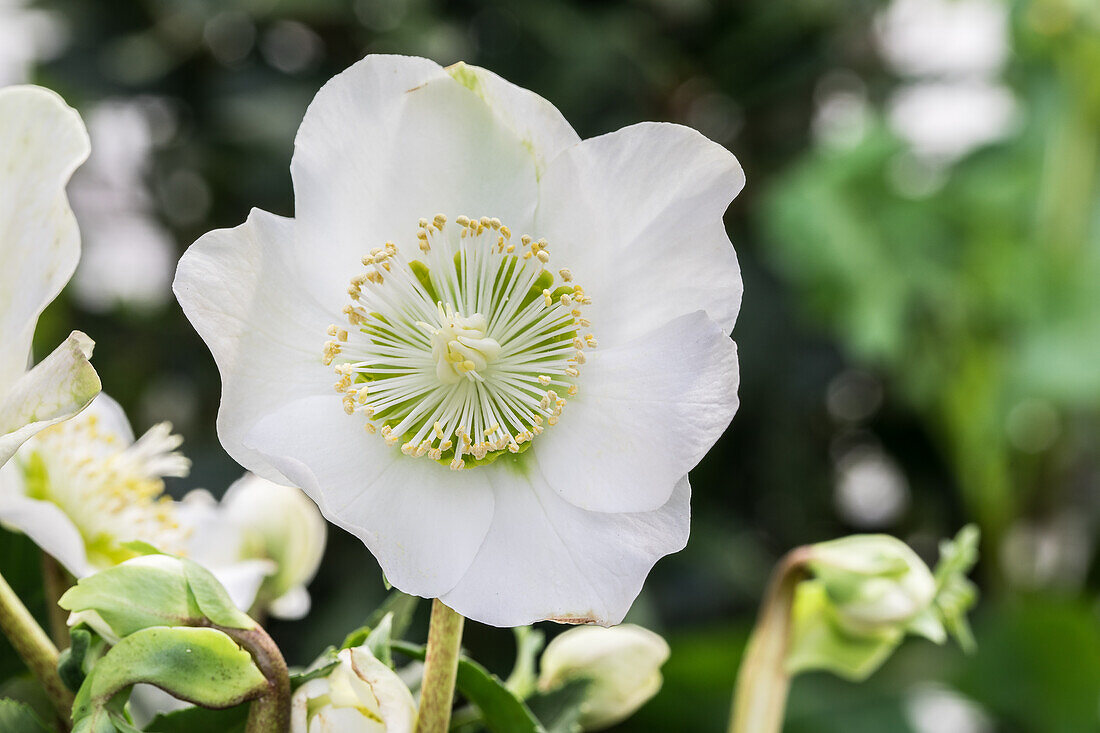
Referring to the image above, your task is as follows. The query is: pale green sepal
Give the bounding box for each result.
[182,557,257,630]
[933,524,980,653]
[905,606,948,644]
[785,581,902,681]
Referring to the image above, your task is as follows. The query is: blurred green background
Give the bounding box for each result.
[3,0,1100,730]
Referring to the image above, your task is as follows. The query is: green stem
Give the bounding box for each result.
[418,599,465,733]
[219,625,290,733]
[42,553,72,650]
[728,548,810,733]
[0,568,74,728]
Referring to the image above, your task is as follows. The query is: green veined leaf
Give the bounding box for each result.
[71,626,266,731]
[0,699,50,733]
[392,641,545,733]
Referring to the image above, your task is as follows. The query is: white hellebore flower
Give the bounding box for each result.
[179,473,327,619]
[0,393,270,610]
[175,55,743,626]
[0,85,100,467]
[538,624,669,730]
[291,644,418,733]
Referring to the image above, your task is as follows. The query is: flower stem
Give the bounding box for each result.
[220,625,290,733]
[418,599,465,733]
[728,548,810,733]
[0,568,74,728]
[42,553,72,649]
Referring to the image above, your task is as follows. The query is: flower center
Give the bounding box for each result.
[324,214,594,470]
[421,305,501,384]
[20,412,191,567]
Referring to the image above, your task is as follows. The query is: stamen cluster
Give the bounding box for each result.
[323,214,595,469]
[25,412,191,563]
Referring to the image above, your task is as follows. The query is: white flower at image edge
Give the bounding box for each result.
[291,644,418,733]
[0,393,271,611]
[0,85,100,467]
[174,55,744,626]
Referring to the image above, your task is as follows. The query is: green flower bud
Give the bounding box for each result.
[291,644,417,733]
[538,625,669,731]
[808,534,938,638]
[786,526,979,681]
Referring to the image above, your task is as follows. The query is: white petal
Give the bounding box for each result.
[348,646,418,733]
[441,471,690,627]
[444,61,580,176]
[0,85,90,390]
[268,585,311,620]
[80,392,135,444]
[536,121,745,348]
[290,55,542,309]
[0,470,94,577]
[212,559,277,613]
[243,395,495,599]
[534,311,738,513]
[0,331,100,467]
[173,209,334,485]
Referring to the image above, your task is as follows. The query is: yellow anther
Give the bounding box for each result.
[536,250,551,263]
[538,375,552,385]
[559,268,573,282]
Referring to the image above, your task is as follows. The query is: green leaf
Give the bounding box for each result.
[364,613,394,667]
[181,559,256,630]
[392,641,545,733]
[290,647,340,691]
[0,677,53,724]
[59,559,202,638]
[784,581,902,681]
[525,679,591,733]
[72,626,266,727]
[146,704,249,733]
[0,699,50,733]
[341,589,420,651]
[58,556,257,642]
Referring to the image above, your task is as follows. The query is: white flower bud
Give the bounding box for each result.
[222,473,328,620]
[538,624,669,730]
[808,534,937,637]
[291,645,417,733]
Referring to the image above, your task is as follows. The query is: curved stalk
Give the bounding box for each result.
[728,548,810,733]
[219,625,290,733]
